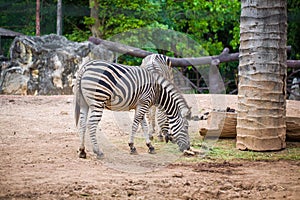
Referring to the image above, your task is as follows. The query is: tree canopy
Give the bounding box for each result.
[1,0,299,58]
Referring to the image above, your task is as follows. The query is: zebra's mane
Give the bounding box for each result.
[154,74,190,119]
[142,54,190,119]
[141,54,173,81]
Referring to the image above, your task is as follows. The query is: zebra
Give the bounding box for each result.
[141,54,190,142]
[74,60,190,159]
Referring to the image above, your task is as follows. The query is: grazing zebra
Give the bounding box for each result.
[74,60,190,159]
[141,54,188,142]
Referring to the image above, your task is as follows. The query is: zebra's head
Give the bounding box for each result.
[175,116,190,152]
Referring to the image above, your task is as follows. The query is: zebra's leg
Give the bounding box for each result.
[87,105,105,159]
[78,104,88,159]
[129,105,152,154]
[141,117,155,154]
[147,106,156,140]
[157,110,169,142]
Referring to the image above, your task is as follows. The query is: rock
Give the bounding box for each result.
[0,34,114,95]
[1,72,29,95]
[182,192,192,200]
[172,172,183,178]
[183,147,202,156]
[183,149,195,156]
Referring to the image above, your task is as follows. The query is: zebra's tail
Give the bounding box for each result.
[74,92,80,127]
[73,63,87,127]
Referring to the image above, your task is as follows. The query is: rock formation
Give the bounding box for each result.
[0,34,114,95]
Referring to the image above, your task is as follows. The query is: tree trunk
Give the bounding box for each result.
[36,0,40,36]
[89,0,102,38]
[237,0,287,151]
[57,0,62,35]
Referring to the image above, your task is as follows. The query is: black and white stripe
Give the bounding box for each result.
[74,60,190,158]
[141,54,190,142]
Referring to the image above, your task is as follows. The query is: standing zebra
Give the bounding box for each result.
[74,60,190,159]
[141,54,189,142]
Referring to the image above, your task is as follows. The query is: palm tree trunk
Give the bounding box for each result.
[237,0,287,151]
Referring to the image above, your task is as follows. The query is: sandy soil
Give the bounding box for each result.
[0,95,299,200]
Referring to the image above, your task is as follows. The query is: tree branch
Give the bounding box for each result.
[89,37,152,58]
[89,37,300,68]
[287,60,300,68]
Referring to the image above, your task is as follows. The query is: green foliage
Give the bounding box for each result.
[0,0,90,53]
[0,0,241,56]
[90,0,160,39]
[65,29,91,42]
[288,0,300,59]
[83,16,95,26]
[0,0,37,35]
[161,0,241,55]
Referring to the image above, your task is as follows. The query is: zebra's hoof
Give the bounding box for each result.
[148,147,156,154]
[165,134,174,143]
[130,147,138,155]
[129,143,137,154]
[146,143,156,154]
[79,150,87,159]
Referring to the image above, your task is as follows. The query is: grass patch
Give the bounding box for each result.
[99,131,300,162]
[180,139,300,162]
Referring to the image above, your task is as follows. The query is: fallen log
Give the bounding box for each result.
[205,111,237,138]
[200,109,300,141]
[286,117,300,141]
[199,98,300,141]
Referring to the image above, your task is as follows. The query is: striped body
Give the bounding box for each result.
[141,54,184,141]
[74,60,190,158]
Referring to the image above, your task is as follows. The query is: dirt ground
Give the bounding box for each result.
[0,95,299,200]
